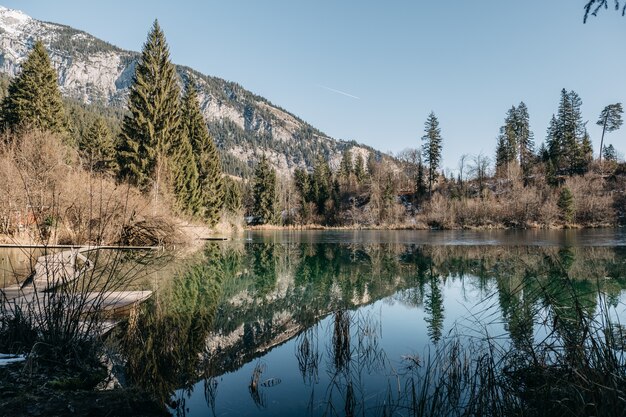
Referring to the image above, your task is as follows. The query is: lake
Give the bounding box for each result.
[121,230,626,416]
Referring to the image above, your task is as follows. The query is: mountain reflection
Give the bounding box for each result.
[117,239,626,415]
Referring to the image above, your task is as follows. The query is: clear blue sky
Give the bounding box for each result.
[3,0,625,171]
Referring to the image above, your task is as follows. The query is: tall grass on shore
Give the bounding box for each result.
[383,275,626,417]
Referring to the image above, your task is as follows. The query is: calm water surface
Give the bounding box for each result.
[122,230,626,416]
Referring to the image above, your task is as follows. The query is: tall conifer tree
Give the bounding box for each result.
[117,21,181,193]
[169,126,201,215]
[596,103,623,163]
[253,155,277,224]
[421,112,443,196]
[79,117,117,173]
[1,41,66,135]
[181,80,224,225]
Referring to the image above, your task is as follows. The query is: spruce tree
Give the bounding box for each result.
[1,41,67,135]
[421,112,443,196]
[558,187,575,223]
[603,144,617,162]
[339,148,353,179]
[170,125,201,215]
[354,154,365,182]
[253,155,277,224]
[546,90,587,175]
[515,102,534,176]
[117,21,181,192]
[222,177,243,213]
[79,117,117,173]
[181,80,224,225]
[311,155,333,216]
[596,103,623,163]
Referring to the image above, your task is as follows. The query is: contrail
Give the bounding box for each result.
[317,84,360,100]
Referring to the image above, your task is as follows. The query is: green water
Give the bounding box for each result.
[120,230,626,416]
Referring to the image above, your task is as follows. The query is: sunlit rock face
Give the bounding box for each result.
[0,6,377,176]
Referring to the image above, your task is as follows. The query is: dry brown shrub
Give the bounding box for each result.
[565,174,615,226]
[424,194,456,228]
[0,130,178,245]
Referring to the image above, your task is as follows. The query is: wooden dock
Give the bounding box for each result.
[0,246,154,324]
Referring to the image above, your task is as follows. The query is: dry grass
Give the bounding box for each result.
[0,130,182,246]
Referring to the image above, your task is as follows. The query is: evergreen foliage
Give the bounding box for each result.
[557,187,575,223]
[421,112,443,196]
[182,80,224,225]
[603,144,617,162]
[339,148,353,179]
[252,156,277,224]
[1,41,67,136]
[354,154,365,183]
[169,123,201,215]
[596,103,623,163]
[495,103,533,178]
[311,155,333,216]
[78,117,117,173]
[117,21,181,192]
[222,177,243,213]
[546,90,588,176]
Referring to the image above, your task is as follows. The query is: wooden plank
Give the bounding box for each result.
[1,290,152,315]
[0,244,162,250]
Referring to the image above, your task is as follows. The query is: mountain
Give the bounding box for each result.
[0,5,379,177]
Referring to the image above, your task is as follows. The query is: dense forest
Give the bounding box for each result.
[0,20,624,240]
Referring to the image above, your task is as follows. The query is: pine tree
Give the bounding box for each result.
[181,80,224,225]
[515,102,534,176]
[253,155,277,224]
[1,41,67,136]
[354,154,365,182]
[603,144,617,162]
[558,187,575,223]
[169,126,201,215]
[117,21,181,193]
[416,161,427,197]
[78,117,117,173]
[421,112,443,196]
[596,103,623,163]
[339,148,353,179]
[546,90,587,175]
[311,155,333,217]
[222,177,243,213]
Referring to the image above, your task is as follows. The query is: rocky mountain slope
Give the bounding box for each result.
[0,5,378,177]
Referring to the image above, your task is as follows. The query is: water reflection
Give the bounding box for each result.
[117,236,626,416]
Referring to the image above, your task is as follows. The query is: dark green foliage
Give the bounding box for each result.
[422,112,443,196]
[354,153,365,182]
[182,81,224,225]
[46,24,124,56]
[1,41,67,136]
[222,176,243,213]
[546,90,588,176]
[597,103,623,163]
[64,97,125,145]
[78,117,117,173]
[117,21,181,191]
[252,156,277,224]
[558,187,575,223]
[416,161,427,197]
[0,74,9,101]
[170,125,201,216]
[516,102,534,175]
[339,148,353,179]
[495,106,519,176]
[311,155,333,216]
[603,144,618,162]
[293,155,340,225]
